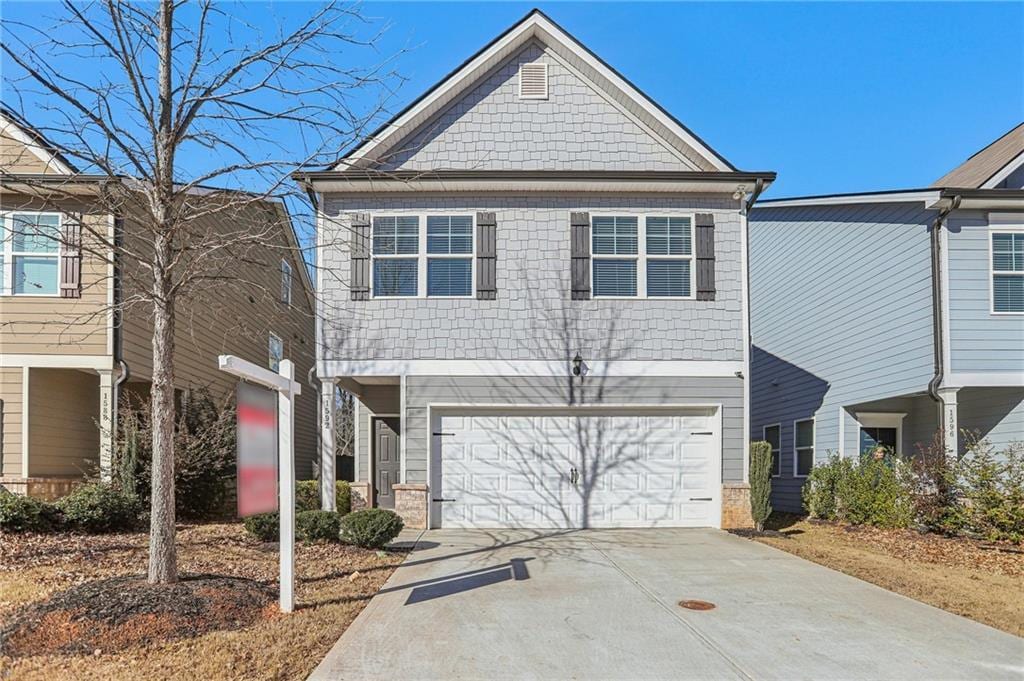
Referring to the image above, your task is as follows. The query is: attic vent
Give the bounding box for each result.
[518,63,548,100]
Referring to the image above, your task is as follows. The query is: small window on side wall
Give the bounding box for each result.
[280,259,292,306]
[763,424,781,477]
[268,332,283,372]
[794,419,814,477]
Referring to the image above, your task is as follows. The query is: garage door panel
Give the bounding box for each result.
[437,409,720,529]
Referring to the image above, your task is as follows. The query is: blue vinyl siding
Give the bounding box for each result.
[750,201,936,511]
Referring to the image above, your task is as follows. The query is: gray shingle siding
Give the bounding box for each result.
[376,41,697,172]
[321,195,744,363]
[947,212,1024,373]
[749,202,937,511]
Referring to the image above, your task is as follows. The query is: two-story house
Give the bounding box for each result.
[0,107,318,498]
[298,10,774,530]
[751,123,1024,512]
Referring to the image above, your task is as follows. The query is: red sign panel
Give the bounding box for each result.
[237,381,278,517]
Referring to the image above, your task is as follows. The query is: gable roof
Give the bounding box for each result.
[0,104,78,175]
[932,122,1024,189]
[335,9,736,173]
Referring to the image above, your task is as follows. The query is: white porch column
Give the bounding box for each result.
[98,369,115,482]
[937,386,959,460]
[320,380,337,511]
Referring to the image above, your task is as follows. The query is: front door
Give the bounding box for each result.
[374,417,401,509]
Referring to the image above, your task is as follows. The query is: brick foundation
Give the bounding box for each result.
[348,482,370,511]
[392,483,428,529]
[0,476,81,501]
[721,482,753,529]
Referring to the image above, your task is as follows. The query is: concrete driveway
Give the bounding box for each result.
[309,529,1023,681]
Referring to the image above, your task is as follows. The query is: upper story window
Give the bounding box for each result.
[1,212,61,296]
[794,418,814,477]
[280,259,292,306]
[371,215,474,298]
[591,215,693,299]
[763,424,781,477]
[992,230,1024,313]
[268,332,283,372]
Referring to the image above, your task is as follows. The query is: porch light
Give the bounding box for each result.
[572,353,583,377]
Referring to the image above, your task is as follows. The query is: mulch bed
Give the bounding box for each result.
[0,573,277,657]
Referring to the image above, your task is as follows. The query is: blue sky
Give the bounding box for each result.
[3,2,1022,200]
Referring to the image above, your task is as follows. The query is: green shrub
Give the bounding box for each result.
[334,481,352,516]
[340,508,403,549]
[957,438,1024,543]
[296,480,320,512]
[0,490,61,532]
[243,512,279,542]
[803,454,853,520]
[839,456,913,528]
[749,441,773,532]
[297,510,342,543]
[55,483,140,533]
[295,480,352,515]
[114,389,236,520]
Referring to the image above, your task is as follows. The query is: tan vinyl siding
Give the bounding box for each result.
[0,133,55,174]
[0,194,111,356]
[120,204,317,478]
[27,368,100,476]
[0,367,24,476]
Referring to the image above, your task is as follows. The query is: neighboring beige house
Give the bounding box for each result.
[0,108,317,499]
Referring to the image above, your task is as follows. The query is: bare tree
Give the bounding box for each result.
[1,0,400,583]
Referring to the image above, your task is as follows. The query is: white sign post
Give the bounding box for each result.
[219,354,302,613]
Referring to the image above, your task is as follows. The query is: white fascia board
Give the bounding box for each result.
[758,190,941,209]
[0,354,113,370]
[982,150,1024,189]
[319,359,744,379]
[308,178,750,195]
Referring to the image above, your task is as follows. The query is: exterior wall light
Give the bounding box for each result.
[572,353,583,377]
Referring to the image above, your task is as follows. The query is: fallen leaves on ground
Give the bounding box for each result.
[0,523,406,680]
[742,515,1024,637]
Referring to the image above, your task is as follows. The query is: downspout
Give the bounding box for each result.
[926,194,961,404]
[112,216,130,404]
[308,366,321,477]
[739,178,766,483]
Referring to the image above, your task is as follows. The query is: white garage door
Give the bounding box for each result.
[433,409,720,529]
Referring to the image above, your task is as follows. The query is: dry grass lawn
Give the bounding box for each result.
[746,515,1024,637]
[0,523,406,680]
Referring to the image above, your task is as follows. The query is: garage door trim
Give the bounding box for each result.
[427,402,724,529]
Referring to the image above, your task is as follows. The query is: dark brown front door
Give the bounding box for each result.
[373,417,401,509]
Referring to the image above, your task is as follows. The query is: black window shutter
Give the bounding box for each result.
[570,212,591,300]
[476,212,497,300]
[350,213,371,301]
[695,213,715,301]
[59,214,82,299]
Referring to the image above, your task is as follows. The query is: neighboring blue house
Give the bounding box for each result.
[751,124,1024,512]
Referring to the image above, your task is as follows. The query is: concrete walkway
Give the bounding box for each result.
[309,529,1024,681]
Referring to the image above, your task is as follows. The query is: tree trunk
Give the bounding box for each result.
[148,287,177,584]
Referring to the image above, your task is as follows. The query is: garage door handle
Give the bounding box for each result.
[433,432,455,437]
[689,497,712,501]
[433,498,456,503]
[692,431,713,436]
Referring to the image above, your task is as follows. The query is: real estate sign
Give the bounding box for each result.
[236,381,278,517]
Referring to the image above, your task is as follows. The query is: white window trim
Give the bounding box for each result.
[763,422,782,478]
[268,332,283,371]
[0,211,63,297]
[989,225,1024,315]
[589,212,696,300]
[370,213,476,299]
[855,411,907,457]
[793,417,815,478]
[280,258,293,307]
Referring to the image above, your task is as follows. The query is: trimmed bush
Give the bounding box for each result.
[803,455,853,520]
[296,480,320,512]
[749,441,773,532]
[297,510,342,543]
[838,457,913,528]
[0,490,60,532]
[55,483,140,533]
[334,481,352,516]
[340,508,403,549]
[243,512,279,542]
[957,439,1024,543]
